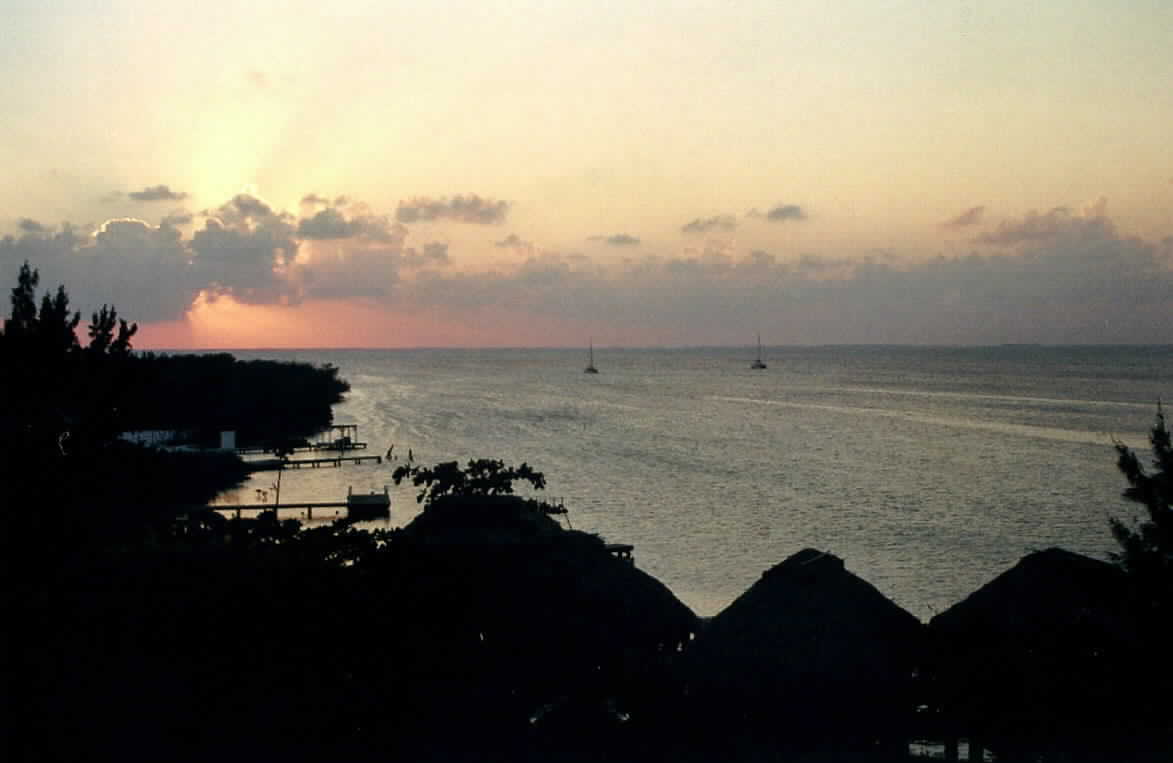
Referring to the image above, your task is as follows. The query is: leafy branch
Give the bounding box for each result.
[393,458,565,515]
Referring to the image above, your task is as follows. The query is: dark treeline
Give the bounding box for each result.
[1,264,347,553]
[121,352,350,446]
[6,265,1173,762]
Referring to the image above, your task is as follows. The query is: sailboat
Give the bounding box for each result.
[751,333,767,369]
[584,339,599,374]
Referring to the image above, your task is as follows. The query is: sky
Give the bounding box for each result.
[1,0,1171,348]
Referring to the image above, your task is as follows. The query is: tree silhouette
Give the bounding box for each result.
[87,304,138,357]
[0,264,248,557]
[5,261,40,333]
[393,458,548,507]
[1110,404,1173,629]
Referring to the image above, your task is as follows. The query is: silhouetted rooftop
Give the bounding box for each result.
[682,548,923,709]
[929,547,1138,647]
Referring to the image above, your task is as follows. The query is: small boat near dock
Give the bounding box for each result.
[346,486,392,519]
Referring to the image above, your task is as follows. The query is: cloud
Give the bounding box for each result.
[494,233,526,248]
[493,233,540,257]
[19,218,47,233]
[297,208,351,239]
[190,195,303,306]
[746,250,776,268]
[0,193,414,321]
[423,242,449,262]
[297,208,402,242]
[222,193,275,220]
[300,193,331,206]
[975,197,1110,246]
[942,205,985,229]
[128,184,189,202]
[589,234,640,246]
[386,204,1171,345]
[0,218,197,323]
[190,220,298,305]
[681,215,737,234]
[401,241,451,269]
[6,194,1167,346]
[765,204,806,222]
[396,194,510,224]
[300,244,403,301]
[88,220,199,319]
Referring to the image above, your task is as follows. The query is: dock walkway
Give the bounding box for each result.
[235,442,368,455]
[211,500,349,519]
[210,487,391,519]
[246,454,383,472]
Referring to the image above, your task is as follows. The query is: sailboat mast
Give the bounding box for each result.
[751,332,767,369]
[584,338,599,373]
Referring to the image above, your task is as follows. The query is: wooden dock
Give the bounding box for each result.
[235,442,368,455]
[234,424,369,455]
[211,500,350,519]
[211,487,391,519]
[246,454,383,472]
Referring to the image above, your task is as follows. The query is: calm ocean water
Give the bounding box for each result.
[216,345,1171,620]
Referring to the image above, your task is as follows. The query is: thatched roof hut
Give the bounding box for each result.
[927,548,1158,760]
[679,548,924,739]
[930,547,1136,644]
[375,495,699,734]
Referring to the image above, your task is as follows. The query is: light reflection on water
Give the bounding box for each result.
[215,345,1171,620]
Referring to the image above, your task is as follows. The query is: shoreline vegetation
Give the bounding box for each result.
[6,267,1172,761]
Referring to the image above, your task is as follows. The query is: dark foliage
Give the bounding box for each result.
[4,266,700,761]
[117,352,350,446]
[0,264,256,560]
[1,262,135,454]
[1110,404,1173,622]
[393,457,567,517]
[17,493,699,761]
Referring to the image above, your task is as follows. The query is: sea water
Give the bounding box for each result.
[214,345,1171,620]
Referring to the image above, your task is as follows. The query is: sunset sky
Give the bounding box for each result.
[2,0,1171,348]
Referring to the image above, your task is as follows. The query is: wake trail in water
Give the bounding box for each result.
[710,395,1146,448]
[787,385,1154,410]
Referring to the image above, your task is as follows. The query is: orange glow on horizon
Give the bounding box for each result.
[132,292,614,350]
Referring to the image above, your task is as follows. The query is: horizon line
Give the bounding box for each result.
[141,342,1173,353]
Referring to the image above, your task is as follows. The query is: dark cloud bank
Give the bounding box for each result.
[2,197,1170,344]
[297,207,401,243]
[589,234,640,246]
[1,194,421,321]
[748,204,807,222]
[396,203,1170,344]
[127,185,189,202]
[681,215,737,234]
[942,205,985,229]
[396,194,510,225]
